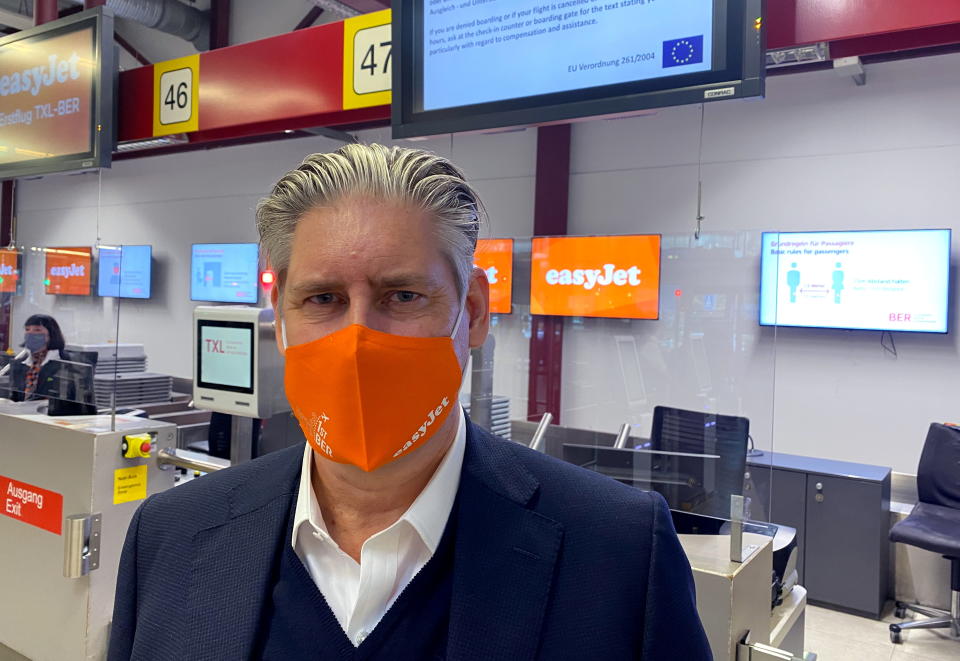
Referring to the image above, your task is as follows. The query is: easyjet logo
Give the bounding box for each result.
[544,264,642,290]
[394,396,451,458]
[0,265,13,275]
[476,265,499,284]
[50,264,85,278]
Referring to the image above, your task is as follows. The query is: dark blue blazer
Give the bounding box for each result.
[108,421,712,660]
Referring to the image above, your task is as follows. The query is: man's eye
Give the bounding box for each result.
[391,291,421,304]
[308,293,337,305]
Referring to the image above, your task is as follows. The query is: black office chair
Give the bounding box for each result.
[888,422,960,644]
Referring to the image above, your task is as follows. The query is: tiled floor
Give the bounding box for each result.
[805,603,959,660]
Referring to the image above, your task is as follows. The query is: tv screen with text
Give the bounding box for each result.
[98,244,152,299]
[0,7,114,178]
[760,229,951,333]
[44,246,91,296]
[474,238,513,314]
[0,248,21,294]
[197,320,254,394]
[530,235,661,319]
[191,243,259,304]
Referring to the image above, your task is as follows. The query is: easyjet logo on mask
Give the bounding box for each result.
[544,264,642,290]
[394,396,451,458]
[49,263,85,278]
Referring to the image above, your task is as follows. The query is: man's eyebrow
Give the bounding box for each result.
[286,279,342,296]
[376,273,443,290]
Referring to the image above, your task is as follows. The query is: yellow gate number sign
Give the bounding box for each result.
[153,54,200,136]
[343,9,392,110]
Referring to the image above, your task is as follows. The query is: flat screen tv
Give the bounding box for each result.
[0,8,114,179]
[0,248,22,294]
[530,234,661,319]
[97,244,152,299]
[474,238,513,314]
[393,0,764,137]
[191,243,259,304]
[759,230,951,333]
[45,246,92,296]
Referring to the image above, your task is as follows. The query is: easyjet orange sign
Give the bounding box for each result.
[0,249,20,293]
[530,235,661,319]
[45,246,91,296]
[474,238,513,314]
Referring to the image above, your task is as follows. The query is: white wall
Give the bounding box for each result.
[563,52,960,473]
[11,51,960,473]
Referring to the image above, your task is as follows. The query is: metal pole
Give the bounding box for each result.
[528,411,553,452]
[613,422,631,449]
[157,448,226,474]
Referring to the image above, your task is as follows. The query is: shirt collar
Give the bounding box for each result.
[24,349,59,368]
[292,406,467,554]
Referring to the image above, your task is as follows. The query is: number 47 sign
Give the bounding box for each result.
[343,9,392,110]
[153,54,200,137]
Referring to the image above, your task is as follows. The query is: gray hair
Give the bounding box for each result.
[256,143,484,300]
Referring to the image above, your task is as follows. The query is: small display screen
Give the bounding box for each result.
[760,229,951,333]
[474,238,513,314]
[0,248,21,294]
[190,243,259,303]
[530,235,661,319]
[197,320,255,394]
[44,246,92,296]
[422,0,714,111]
[97,244,152,299]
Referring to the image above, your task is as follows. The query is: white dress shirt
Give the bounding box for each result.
[292,407,466,647]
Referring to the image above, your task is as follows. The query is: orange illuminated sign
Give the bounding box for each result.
[0,248,20,293]
[45,246,91,296]
[474,238,513,314]
[0,27,96,167]
[530,235,661,319]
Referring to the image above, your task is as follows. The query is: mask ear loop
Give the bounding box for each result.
[280,317,288,351]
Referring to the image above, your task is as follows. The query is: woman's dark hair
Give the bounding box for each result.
[23,314,66,351]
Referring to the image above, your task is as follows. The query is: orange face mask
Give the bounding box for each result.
[282,308,465,472]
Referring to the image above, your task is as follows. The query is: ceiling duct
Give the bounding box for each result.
[66,0,209,50]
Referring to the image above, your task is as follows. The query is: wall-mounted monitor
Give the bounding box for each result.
[474,238,513,314]
[760,229,951,333]
[44,246,92,296]
[0,8,115,179]
[530,235,661,319]
[97,244,152,299]
[393,0,764,138]
[0,248,22,295]
[191,243,259,304]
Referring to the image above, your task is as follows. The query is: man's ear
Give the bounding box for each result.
[467,266,491,350]
[271,280,285,355]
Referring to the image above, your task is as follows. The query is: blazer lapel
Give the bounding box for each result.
[448,423,564,661]
[186,446,302,661]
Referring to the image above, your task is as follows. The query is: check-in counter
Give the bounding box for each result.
[0,411,177,661]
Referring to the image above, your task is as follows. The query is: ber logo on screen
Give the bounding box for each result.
[474,238,513,314]
[530,235,661,319]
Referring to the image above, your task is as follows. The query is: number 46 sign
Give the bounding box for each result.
[153,54,199,137]
[343,9,392,110]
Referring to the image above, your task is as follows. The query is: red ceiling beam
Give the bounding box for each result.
[336,0,390,13]
[768,0,960,49]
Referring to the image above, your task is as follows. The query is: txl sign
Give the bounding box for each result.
[205,339,224,353]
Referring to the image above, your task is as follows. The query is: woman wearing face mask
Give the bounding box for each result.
[9,314,73,401]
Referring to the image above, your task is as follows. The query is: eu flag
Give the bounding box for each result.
[662,35,704,68]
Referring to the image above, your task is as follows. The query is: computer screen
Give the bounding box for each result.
[530,235,661,319]
[760,229,951,333]
[190,243,259,303]
[196,319,255,394]
[0,248,22,294]
[44,247,92,296]
[97,245,152,299]
[474,238,513,314]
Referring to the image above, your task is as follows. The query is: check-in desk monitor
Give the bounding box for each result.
[193,306,287,418]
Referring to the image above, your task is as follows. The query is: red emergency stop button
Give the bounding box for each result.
[140,441,152,455]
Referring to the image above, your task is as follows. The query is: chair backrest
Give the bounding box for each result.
[917,423,960,510]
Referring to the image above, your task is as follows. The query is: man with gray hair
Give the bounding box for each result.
[109,144,711,660]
